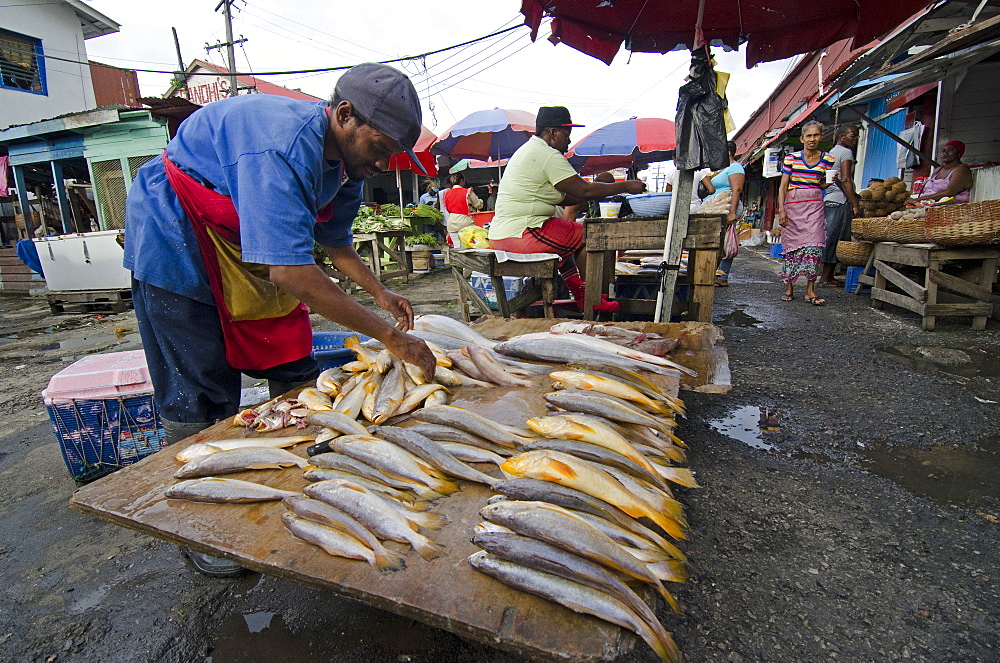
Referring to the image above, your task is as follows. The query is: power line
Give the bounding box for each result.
[5,24,526,76]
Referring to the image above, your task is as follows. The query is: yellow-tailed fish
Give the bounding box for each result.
[549,371,669,414]
[526,414,661,481]
[297,388,334,411]
[500,450,686,540]
[345,335,380,367]
[174,436,314,463]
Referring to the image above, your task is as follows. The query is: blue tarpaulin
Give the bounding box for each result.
[15,239,43,276]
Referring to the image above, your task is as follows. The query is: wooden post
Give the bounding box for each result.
[12,165,32,239]
[655,169,694,322]
[51,160,74,234]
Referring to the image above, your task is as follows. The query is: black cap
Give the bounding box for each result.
[335,63,426,174]
[536,106,584,131]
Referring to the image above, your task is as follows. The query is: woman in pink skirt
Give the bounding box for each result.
[777,121,836,305]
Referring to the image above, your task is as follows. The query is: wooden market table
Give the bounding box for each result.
[68,318,731,662]
[583,214,724,321]
[354,230,412,282]
[449,249,559,320]
[855,242,1000,330]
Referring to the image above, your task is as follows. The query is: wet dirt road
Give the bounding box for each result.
[0,247,997,662]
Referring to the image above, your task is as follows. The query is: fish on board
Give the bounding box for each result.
[370,425,498,487]
[165,477,298,503]
[468,552,681,663]
[281,512,390,570]
[174,447,308,479]
[472,531,674,652]
[284,496,405,573]
[550,371,671,414]
[305,483,444,560]
[302,468,418,504]
[511,331,696,376]
[493,478,685,562]
[544,390,676,435]
[174,436,314,463]
[309,453,443,500]
[521,438,665,491]
[304,411,370,437]
[500,450,686,541]
[315,367,348,395]
[412,405,535,449]
[463,344,535,388]
[304,480,441,528]
[413,314,498,349]
[437,442,506,466]
[333,435,459,496]
[297,388,334,411]
[371,360,405,424]
[405,423,512,456]
[479,500,681,611]
[395,384,449,416]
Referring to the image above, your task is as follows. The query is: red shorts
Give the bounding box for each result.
[489,217,584,263]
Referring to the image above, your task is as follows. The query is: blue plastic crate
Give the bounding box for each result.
[46,393,165,483]
[769,242,784,257]
[845,266,871,293]
[312,331,372,370]
[469,272,532,309]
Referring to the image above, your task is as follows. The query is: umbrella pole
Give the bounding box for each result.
[654,169,695,323]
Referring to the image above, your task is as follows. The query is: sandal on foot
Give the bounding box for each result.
[805,296,826,306]
[780,294,794,302]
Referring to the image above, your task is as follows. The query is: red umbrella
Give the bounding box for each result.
[521,0,934,67]
[389,125,438,177]
[567,117,675,175]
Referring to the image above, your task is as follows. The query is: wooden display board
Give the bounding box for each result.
[70,318,729,659]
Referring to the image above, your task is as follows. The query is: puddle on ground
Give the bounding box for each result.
[715,309,762,328]
[857,437,1000,509]
[876,343,1000,380]
[709,405,781,450]
[208,608,440,662]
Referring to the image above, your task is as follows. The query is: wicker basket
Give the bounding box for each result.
[924,200,1000,246]
[851,217,874,241]
[858,216,927,243]
[836,241,874,267]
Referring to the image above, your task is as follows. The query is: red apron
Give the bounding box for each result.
[162,152,315,371]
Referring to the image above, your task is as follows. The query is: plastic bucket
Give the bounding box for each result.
[598,202,622,218]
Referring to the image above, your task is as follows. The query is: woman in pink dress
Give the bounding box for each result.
[777,121,836,306]
[910,140,973,204]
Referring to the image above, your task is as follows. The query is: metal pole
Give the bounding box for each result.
[222,0,238,96]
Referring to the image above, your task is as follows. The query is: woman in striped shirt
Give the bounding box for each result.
[777,121,836,305]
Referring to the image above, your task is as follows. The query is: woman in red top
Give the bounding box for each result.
[443,173,482,246]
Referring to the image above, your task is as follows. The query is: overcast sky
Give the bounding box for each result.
[82,0,797,140]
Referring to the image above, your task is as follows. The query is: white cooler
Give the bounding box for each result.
[33,230,130,291]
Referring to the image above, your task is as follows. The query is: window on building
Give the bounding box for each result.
[0,29,45,94]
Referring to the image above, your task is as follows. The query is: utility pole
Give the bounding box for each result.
[171,27,188,98]
[205,0,247,97]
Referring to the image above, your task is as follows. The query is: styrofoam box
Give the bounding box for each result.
[43,351,165,482]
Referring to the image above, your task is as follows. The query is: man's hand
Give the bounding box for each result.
[727,209,738,224]
[375,290,415,331]
[624,180,646,195]
[852,203,861,217]
[385,332,436,383]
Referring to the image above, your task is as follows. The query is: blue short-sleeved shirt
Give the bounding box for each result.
[124,95,362,304]
[709,161,745,193]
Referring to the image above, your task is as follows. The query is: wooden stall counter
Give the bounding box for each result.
[583,214,724,322]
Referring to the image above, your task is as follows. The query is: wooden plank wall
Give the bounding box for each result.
[942,61,1000,165]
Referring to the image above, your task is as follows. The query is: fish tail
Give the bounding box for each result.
[645,622,684,663]
[412,535,445,560]
[663,446,687,463]
[432,478,460,495]
[403,499,431,512]
[647,559,690,584]
[373,547,407,573]
[661,468,700,488]
[645,509,687,541]
[412,511,447,530]
[412,485,445,500]
[667,433,687,448]
[655,581,683,615]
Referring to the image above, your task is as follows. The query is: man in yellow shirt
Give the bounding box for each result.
[488,106,644,310]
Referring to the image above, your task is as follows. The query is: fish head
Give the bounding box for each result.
[525,417,585,440]
[501,451,577,483]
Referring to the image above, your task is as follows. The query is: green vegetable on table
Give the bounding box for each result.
[405,233,441,248]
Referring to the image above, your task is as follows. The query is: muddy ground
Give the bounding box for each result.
[0,246,997,662]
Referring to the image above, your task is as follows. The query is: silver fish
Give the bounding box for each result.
[493,478,685,562]
[371,360,405,424]
[413,314,497,349]
[472,531,672,649]
[304,411,370,437]
[281,512,385,569]
[309,453,442,499]
[174,436,313,463]
[174,447,307,479]
[463,344,535,387]
[405,424,512,456]
[165,478,298,503]
[521,438,665,490]
[479,500,679,609]
[333,435,458,495]
[283,496,405,572]
[370,425,498,487]
[544,389,676,435]
[468,552,681,663]
[305,483,444,559]
[494,338,677,376]
[438,442,506,466]
[304,480,442,529]
[302,468,417,503]
[445,349,491,382]
[412,405,534,449]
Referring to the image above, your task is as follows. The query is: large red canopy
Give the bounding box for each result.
[521,0,934,67]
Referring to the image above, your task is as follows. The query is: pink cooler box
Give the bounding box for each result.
[43,350,165,483]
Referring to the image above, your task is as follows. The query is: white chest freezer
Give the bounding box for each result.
[33,230,131,292]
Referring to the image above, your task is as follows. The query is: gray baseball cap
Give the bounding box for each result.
[335,63,426,174]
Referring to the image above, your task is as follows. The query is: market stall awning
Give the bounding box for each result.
[521,0,937,67]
